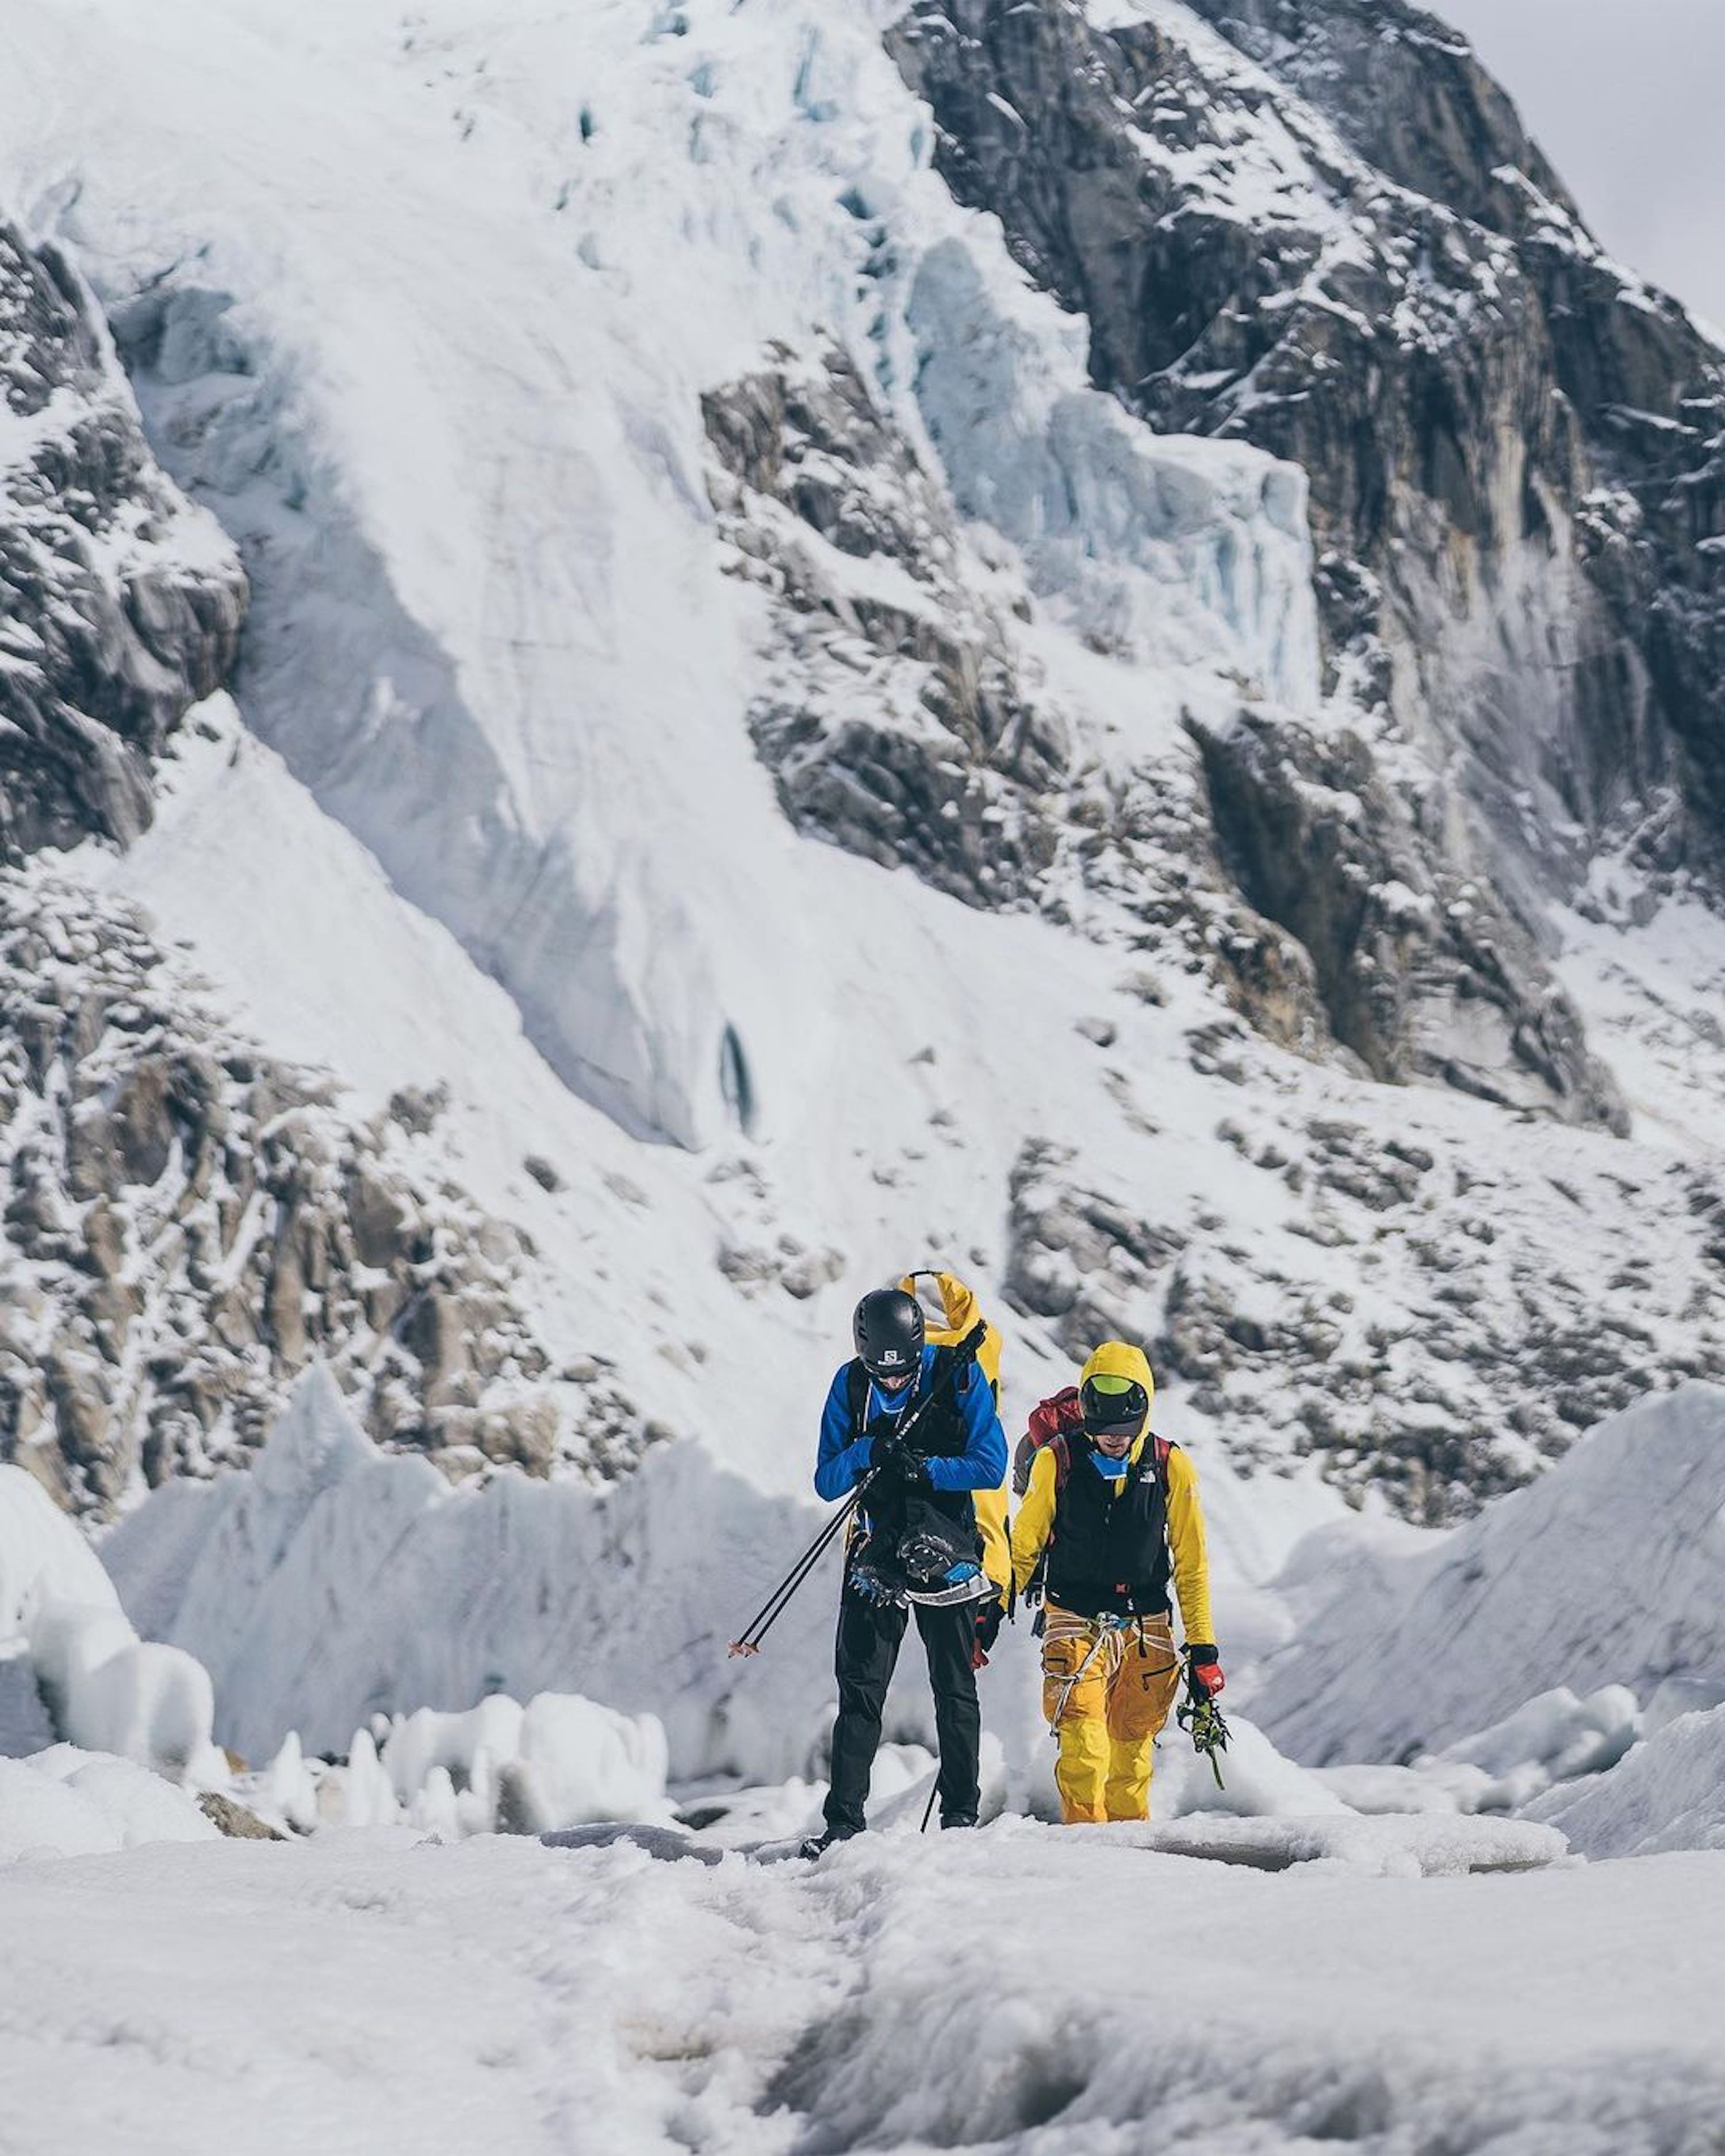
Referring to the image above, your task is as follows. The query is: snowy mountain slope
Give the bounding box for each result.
[7,0,1327,1149]
[6,1827,1725,2156]
[0,0,1715,1597]
[1252,1383,1725,1764]
[0,808,646,1513]
[0,0,1650,1138]
[75,682,1725,1525]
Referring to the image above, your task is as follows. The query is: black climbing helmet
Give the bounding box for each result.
[1080,1371,1151,1438]
[853,1287,925,1384]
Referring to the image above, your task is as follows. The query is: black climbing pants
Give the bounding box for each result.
[823,1576,980,1833]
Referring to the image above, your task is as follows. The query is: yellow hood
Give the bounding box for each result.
[1079,1340,1156,1455]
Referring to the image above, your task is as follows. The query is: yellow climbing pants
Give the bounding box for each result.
[1041,1606,1183,1824]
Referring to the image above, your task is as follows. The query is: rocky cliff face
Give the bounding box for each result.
[887,0,1724,906]
[702,342,1065,907]
[0,860,648,1517]
[702,294,1624,1130]
[0,224,246,854]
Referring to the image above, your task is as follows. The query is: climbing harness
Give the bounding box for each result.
[1041,1612,1226,1789]
[1041,1608,1180,1727]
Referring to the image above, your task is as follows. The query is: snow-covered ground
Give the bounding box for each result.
[1,2,1724,2139]
[7,1825,1725,2155]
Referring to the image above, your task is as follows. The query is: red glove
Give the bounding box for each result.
[1188,1646,1225,1698]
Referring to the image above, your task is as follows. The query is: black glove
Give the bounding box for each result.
[1187,1644,1225,1700]
[974,1599,1003,1655]
[869,1430,929,1489]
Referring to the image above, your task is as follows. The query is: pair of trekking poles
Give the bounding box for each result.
[726,1319,990,1661]
[726,1323,1230,1798]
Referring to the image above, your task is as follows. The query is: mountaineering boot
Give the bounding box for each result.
[940,1812,978,1830]
[800,1823,862,1860]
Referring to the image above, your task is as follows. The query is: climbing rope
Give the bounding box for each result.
[1041,1610,1179,1727]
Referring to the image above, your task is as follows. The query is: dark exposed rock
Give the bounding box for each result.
[887,0,1724,888]
[197,1791,287,1841]
[1191,706,1626,1127]
[702,342,1065,907]
[0,224,246,854]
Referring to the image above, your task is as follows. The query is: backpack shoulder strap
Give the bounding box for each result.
[845,1358,869,1432]
[1051,1432,1072,1497]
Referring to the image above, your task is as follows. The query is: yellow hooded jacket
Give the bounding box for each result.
[899,1270,1011,1598]
[1009,1340,1215,1643]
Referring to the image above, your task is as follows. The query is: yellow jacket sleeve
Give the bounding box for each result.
[1164,1444,1216,1645]
[974,1481,1011,1597]
[1010,1445,1058,1597]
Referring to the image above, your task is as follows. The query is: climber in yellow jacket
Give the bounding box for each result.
[1010,1341,1222,1825]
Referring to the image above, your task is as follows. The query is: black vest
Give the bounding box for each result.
[1044,1434,1172,1617]
[846,1349,981,1549]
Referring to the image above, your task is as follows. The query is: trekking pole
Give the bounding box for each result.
[727,1480,872,1658]
[919,1779,938,1834]
[726,1321,991,1660]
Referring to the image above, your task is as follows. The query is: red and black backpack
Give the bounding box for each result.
[1013,1386,1171,1497]
[1012,1387,1172,1612]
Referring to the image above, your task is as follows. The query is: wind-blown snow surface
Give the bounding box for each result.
[7,1825,1725,2156]
[0,1745,214,1863]
[1530,1704,1725,1859]
[1253,1383,1725,1764]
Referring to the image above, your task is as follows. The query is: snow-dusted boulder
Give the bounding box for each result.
[0,1463,220,1781]
[1255,1384,1725,1763]
[1430,1686,1640,1810]
[28,1601,218,1781]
